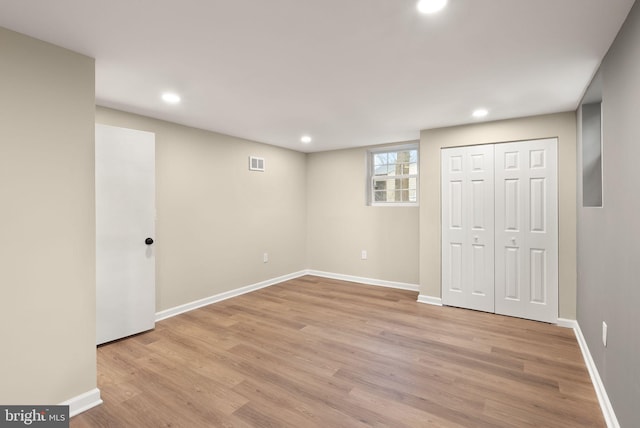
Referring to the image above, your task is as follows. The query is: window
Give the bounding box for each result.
[368,145,418,205]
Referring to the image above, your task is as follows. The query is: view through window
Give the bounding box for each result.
[369,146,418,205]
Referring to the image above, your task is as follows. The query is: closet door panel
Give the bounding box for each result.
[441,145,494,313]
[495,139,558,323]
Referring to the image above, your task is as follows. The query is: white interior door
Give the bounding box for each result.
[495,138,558,323]
[96,124,156,345]
[441,145,495,313]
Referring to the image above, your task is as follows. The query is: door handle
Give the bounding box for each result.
[145,238,154,245]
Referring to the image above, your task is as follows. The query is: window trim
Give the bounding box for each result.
[366,143,419,207]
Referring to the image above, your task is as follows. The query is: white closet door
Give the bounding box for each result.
[494,138,558,323]
[441,145,495,313]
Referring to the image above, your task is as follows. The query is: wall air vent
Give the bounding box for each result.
[249,156,265,172]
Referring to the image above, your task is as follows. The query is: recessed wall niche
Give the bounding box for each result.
[581,69,603,208]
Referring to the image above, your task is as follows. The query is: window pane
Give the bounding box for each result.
[397,151,411,163]
[409,162,417,175]
[375,178,395,190]
[409,177,417,190]
[374,164,389,176]
[395,178,408,190]
[374,153,387,166]
[387,152,398,164]
[409,190,417,202]
[373,179,387,191]
[375,189,397,202]
[374,190,387,202]
[396,190,412,202]
[409,150,418,163]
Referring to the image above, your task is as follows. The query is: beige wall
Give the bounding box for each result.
[307,146,419,285]
[0,28,96,403]
[96,107,307,311]
[420,112,577,319]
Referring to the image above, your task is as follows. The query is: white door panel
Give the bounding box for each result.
[442,145,495,313]
[495,138,558,323]
[96,124,156,345]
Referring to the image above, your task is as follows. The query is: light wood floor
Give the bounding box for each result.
[72,276,604,427]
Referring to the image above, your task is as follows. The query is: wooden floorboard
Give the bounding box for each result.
[71,276,604,427]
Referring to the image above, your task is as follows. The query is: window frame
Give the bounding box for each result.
[366,143,419,207]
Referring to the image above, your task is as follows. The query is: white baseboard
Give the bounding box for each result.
[62,388,102,418]
[556,318,578,329]
[306,270,419,292]
[417,294,443,306]
[571,322,620,428]
[155,271,308,321]
[157,270,420,323]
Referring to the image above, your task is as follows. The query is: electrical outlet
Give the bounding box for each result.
[263,252,269,263]
[361,250,367,260]
[602,321,608,347]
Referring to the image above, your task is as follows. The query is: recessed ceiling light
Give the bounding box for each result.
[162,92,181,104]
[417,0,448,14]
[301,135,312,144]
[472,108,489,118]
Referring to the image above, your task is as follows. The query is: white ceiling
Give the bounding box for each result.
[0,0,635,152]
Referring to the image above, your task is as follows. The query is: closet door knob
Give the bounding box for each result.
[145,238,154,245]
